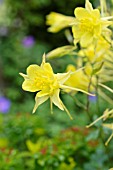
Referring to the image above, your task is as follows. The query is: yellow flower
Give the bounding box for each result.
[46,12,75,33]
[20,54,70,116]
[72,0,112,47]
[64,64,95,93]
[78,36,110,63]
[78,35,113,83]
[20,54,94,119]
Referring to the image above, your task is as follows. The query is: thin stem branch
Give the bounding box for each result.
[86,75,93,122]
[95,75,100,115]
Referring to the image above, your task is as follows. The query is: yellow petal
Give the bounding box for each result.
[27,65,41,79]
[94,24,101,37]
[75,8,90,19]
[102,16,113,20]
[60,84,95,96]
[101,20,112,27]
[33,95,49,113]
[43,63,54,74]
[22,79,40,92]
[92,9,100,19]
[41,53,46,65]
[72,26,82,45]
[61,101,73,120]
[36,90,49,97]
[66,64,76,72]
[80,32,93,47]
[72,25,82,39]
[56,72,71,84]
[46,12,75,33]
[19,73,29,79]
[51,89,64,110]
[85,0,93,11]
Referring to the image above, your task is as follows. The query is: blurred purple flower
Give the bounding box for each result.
[0,96,11,113]
[88,95,97,102]
[22,35,35,48]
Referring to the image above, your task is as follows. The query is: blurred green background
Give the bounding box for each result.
[0,0,113,169]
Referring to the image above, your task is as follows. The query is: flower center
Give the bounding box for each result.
[79,18,94,33]
[34,72,59,94]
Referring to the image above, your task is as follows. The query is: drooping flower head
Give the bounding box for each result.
[72,0,112,47]
[46,12,75,33]
[64,64,95,93]
[20,54,94,119]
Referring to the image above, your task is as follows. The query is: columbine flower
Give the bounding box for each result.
[72,0,112,47]
[20,54,94,119]
[78,36,110,63]
[64,64,95,93]
[46,12,75,33]
[22,35,35,48]
[0,96,11,113]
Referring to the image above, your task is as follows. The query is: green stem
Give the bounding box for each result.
[95,75,100,115]
[86,75,93,122]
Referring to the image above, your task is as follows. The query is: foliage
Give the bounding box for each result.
[0,0,113,169]
[0,112,111,170]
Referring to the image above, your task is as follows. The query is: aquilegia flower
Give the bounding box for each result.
[46,12,75,33]
[78,36,110,63]
[72,0,112,47]
[0,96,11,113]
[20,54,94,119]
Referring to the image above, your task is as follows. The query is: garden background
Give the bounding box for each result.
[0,0,113,169]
